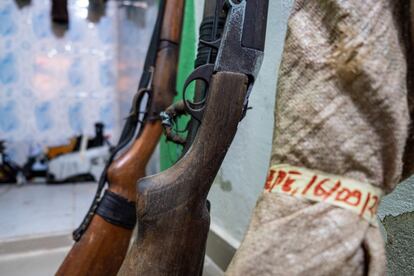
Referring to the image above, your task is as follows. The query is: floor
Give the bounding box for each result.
[0,182,94,276]
[0,182,96,240]
[0,182,223,276]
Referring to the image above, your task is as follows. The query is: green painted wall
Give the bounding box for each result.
[159,0,196,170]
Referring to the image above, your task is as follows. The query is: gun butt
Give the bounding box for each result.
[122,72,248,275]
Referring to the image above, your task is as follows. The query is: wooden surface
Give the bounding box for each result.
[160,0,185,42]
[149,0,185,118]
[56,122,162,276]
[118,72,249,276]
[107,122,163,202]
[56,0,185,274]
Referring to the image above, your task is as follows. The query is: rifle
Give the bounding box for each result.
[162,0,226,152]
[120,1,269,275]
[118,0,225,273]
[56,1,184,275]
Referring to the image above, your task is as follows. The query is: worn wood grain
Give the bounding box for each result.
[56,122,162,276]
[56,0,184,274]
[118,72,249,275]
[149,0,185,118]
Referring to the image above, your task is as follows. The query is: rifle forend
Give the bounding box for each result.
[120,1,269,275]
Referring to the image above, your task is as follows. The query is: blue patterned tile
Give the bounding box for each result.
[35,102,53,131]
[6,88,13,97]
[22,89,32,97]
[99,62,115,87]
[99,103,114,129]
[0,0,152,160]
[68,59,83,86]
[120,20,137,45]
[5,39,12,49]
[0,5,17,37]
[32,12,51,38]
[21,41,31,50]
[0,100,19,132]
[97,17,114,44]
[68,19,84,42]
[68,102,84,133]
[0,52,18,84]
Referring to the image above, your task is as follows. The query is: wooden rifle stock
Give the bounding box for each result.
[56,1,184,275]
[119,1,268,273]
[57,123,162,276]
[119,72,248,275]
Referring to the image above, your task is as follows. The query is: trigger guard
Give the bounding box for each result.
[183,64,214,90]
[182,64,215,122]
[200,38,221,49]
[227,0,242,7]
[184,100,204,122]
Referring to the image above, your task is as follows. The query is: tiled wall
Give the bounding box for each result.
[116,0,156,119]
[0,0,156,163]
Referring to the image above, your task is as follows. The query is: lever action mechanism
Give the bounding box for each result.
[162,0,267,145]
[186,0,266,110]
[131,1,269,275]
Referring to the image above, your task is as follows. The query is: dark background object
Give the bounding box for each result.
[0,141,25,184]
[14,0,31,9]
[51,0,69,25]
[87,0,107,23]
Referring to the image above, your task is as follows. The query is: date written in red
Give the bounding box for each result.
[264,167,380,221]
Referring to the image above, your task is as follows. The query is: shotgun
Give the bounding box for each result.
[120,1,269,275]
[162,0,226,152]
[56,1,184,275]
[118,0,225,273]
